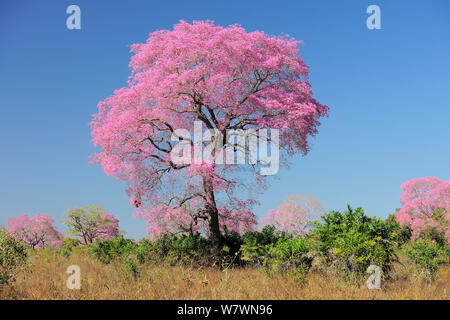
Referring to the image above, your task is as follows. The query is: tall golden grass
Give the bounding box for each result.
[1,249,448,300]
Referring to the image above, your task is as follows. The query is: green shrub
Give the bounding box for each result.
[0,228,28,285]
[136,233,214,266]
[402,237,450,281]
[240,226,290,265]
[312,205,398,282]
[240,227,314,281]
[385,213,412,245]
[119,253,141,279]
[88,237,137,264]
[58,238,82,256]
[414,226,448,247]
[265,236,314,282]
[135,232,243,267]
[134,238,154,264]
[167,234,212,265]
[221,231,243,256]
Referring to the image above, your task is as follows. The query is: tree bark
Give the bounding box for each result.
[203,176,221,251]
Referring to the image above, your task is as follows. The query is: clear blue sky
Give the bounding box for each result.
[1,0,449,240]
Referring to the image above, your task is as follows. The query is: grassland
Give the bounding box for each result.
[1,249,448,300]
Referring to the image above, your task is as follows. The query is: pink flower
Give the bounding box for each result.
[7,213,63,248]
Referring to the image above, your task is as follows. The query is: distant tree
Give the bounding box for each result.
[395,177,449,244]
[6,214,63,249]
[64,205,121,244]
[289,193,326,225]
[260,194,325,236]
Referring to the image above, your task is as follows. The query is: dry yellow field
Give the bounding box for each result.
[1,250,449,300]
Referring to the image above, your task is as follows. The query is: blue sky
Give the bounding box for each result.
[1,0,449,240]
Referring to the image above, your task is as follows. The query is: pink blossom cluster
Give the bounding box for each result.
[93,213,120,241]
[7,214,64,248]
[395,177,449,243]
[218,206,257,235]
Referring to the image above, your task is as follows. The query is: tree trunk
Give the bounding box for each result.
[203,176,221,251]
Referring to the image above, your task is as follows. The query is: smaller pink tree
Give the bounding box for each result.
[260,194,325,236]
[7,214,63,249]
[395,177,449,243]
[260,196,309,236]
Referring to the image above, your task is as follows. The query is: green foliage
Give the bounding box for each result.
[220,231,244,267]
[135,233,214,266]
[414,218,448,247]
[385,213,412,245]
[134,232,243,267]
[240,226,290,265]
[88,237,137,264]
[0,228,28,285]
[265,236,314,282]
[2,203,447,286]
[58,238,82,256]
[312,205,398,281]
[402,237,450,281]
[119,253,141,280]
[240,226,314,281]
[85,237,142,279]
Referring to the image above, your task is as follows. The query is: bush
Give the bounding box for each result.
[136,233,214,266]
[385,213,412,245]
[221,231,244,262]
[312,205,398,282]
[119,253,140,279]
[402,237,450,281]
[134,232,243,267]
[0,228,28,285]
[58,238,82,256]
[265,236,314,282]
[240,226,314,281]
[88,237,137,264]
[134,238,154,264]
[240,226,290,265]
[414,225,448,247]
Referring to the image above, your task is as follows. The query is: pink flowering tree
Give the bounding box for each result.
[395,177,449,243]
[64,205,121,244]
[91,20,328,248]
[260,194,325,236]
[7,214,64,249]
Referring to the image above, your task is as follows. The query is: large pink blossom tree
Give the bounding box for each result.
[395,177,449,243]
[91,21,328,248]
[7,214,64,249]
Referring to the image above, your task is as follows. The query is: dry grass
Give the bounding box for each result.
[1,249,449,300]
